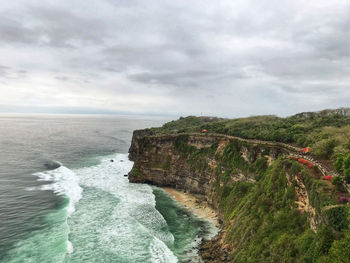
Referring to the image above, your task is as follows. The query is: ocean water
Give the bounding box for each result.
[0,114,217,262]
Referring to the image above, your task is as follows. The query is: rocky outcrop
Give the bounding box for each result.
[293,107,350,118]
[128,130,320,262]
[128,131,286,199]
[286,172,319,231]
[199,231,234,263]
[129,133,217,195]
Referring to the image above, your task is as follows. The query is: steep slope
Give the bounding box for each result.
[128,127,350,262]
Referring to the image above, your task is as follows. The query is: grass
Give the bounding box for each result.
[147,112,350,161]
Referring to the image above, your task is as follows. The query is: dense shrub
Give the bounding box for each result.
[332,176,345,192]
[334,154,350,182]
[152,114,350,161]
[218,159,311,262]
[327,232,350,262]
[312,138,339,158]
[326,207,349,231]
[212,157,350,262]
[334,156,344,172]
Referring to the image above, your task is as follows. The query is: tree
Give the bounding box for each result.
[326,207,349,231]
[334,154,350,182]
[334,156,344,173]
[312,138,338,158]
[343,154,350,170]
[328,232,350,262]
[332,176,345,192]
[344,168,350,184]
[342,154,350,183]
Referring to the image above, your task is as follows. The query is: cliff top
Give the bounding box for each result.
[294,107,350,119]
[138,107,350,162]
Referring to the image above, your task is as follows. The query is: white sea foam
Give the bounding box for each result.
[150,237,178,263]
[25,153,210,262]
[30,163,83,254]
[34,165,83,216]
[67,240,74,254]
[72,153,178,262]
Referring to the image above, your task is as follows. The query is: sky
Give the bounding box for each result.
[0,0,349,118]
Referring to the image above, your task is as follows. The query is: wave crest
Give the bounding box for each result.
[34,165,82,216]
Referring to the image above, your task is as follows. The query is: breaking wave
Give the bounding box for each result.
[6,153,215,262]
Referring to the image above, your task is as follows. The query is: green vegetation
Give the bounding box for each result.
[169,136,348,262]
[334,153,350,181]
[150,116,224,134]
[332,176,345,192]
[150,111,350,161]
[214,155,349,262]
[327,232,350,262]
[304,176,337,214]
[130,167,141,177]
[173,134,218,172]
[217,159,309,262]
[139,109,350,262]
[173,138,272,183]
[168,137,349,261]
[326,207,349,231]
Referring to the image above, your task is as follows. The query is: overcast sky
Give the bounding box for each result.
[0,0,349,117]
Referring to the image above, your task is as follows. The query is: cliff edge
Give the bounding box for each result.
[128,115,350,262]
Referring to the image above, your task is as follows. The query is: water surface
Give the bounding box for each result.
[0,114,216,262]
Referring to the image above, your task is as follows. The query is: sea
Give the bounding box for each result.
[0,114,217,263]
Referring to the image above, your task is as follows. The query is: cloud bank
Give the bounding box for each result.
[0,0,349,117]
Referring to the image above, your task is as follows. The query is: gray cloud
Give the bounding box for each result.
[0,3,107,48]
[0,0,349,117]
[0,17,37,44]
[0,65,11,77]
[28,6,107,48]
[0,65,27,83]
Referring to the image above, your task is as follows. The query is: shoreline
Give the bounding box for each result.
[162,187,219,227]
[162,187,232,262]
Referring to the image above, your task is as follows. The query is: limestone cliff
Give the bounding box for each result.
[129,131,285,208]
[128,130,341,262]
[293,107,350,118]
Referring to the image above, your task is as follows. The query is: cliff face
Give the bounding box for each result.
[129,132,220,195]
[127,111,350,263]
[128,131,289,261]
[128,130,338,262]
[293,107,350,118]
[128,131,285,210]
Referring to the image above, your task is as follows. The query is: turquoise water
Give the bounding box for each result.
[0,115,217,262]
[2,154,217,262]
[154,189,217,262]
